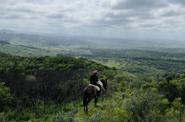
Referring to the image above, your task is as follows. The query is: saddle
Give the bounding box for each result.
[88,80,105,91]
[88,84,100,91]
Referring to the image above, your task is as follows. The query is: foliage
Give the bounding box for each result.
[0,82,13,111]
[159,73,185,104]
[0,53,110,104]
[0,48,185,122]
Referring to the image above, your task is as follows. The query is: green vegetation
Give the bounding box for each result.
[0,82,13,112]
[0,47,185,122]
[0,52,110,103]
[0,43,56,57]
[0,52,113,121]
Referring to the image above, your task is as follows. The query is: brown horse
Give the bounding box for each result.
[83,79,107,113]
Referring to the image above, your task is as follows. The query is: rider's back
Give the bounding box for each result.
[90,74,98,85]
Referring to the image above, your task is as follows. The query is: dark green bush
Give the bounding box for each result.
[0,82,13,111]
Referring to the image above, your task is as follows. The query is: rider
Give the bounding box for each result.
[90,70,105,95]
[90,70,99,86]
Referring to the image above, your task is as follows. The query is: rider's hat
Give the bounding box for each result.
[92,70,98,74]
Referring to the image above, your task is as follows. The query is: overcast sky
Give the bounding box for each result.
[0,0,185,40]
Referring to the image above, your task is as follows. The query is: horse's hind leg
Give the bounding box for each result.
[83,98,89,113]
[86,98,92,113]
[83,94,87,113]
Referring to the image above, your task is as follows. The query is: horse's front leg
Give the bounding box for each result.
[94,95,99,107]
[94,97,97,107]
[84,105,86,112]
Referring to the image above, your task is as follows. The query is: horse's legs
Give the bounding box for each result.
[86,98,91,113]
[85,105,87,113]
[86,105,88,113]
[84,103,88,113]
[97,91,100,97]
[84,105,86,112]
[83,96,91,113]
[94,96,98,107]
[95,92,100,107]
[95,91,101,106]
[83,94,88,113]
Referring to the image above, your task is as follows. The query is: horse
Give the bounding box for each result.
[83,79,107,113]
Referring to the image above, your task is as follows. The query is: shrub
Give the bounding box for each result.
[89,112,102,122]
[0,113,6,122]
[0,82,13,111]
[126,89,164,122]
[52,113,65,122]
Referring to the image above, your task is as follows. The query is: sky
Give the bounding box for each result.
[0,0,185,40]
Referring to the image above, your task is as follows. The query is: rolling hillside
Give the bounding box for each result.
[0,49,185,121]
[0,43,56,57]
[0,31,185,122]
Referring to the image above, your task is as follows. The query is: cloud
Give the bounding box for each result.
[0,0,185,39]
[168,0,185,5]
[103,0,167,10]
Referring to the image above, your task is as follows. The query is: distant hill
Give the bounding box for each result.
[0,31,97,49]
[1,30,185,56]
[0,40,10,45]
[0,43,56,57]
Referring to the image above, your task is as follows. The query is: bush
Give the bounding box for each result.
[0,82,13,111]
[165,98,185,122]
[52,113,65,122]
[126,89,164,122]
[0,113,6,122]
[89,112,102,122]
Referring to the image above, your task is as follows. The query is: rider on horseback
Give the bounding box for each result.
[90,70,105,91]
[83,70,107,112]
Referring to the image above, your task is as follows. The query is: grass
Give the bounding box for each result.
[73,92,126,122]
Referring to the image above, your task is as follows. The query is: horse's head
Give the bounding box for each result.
[100,79,107,90]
